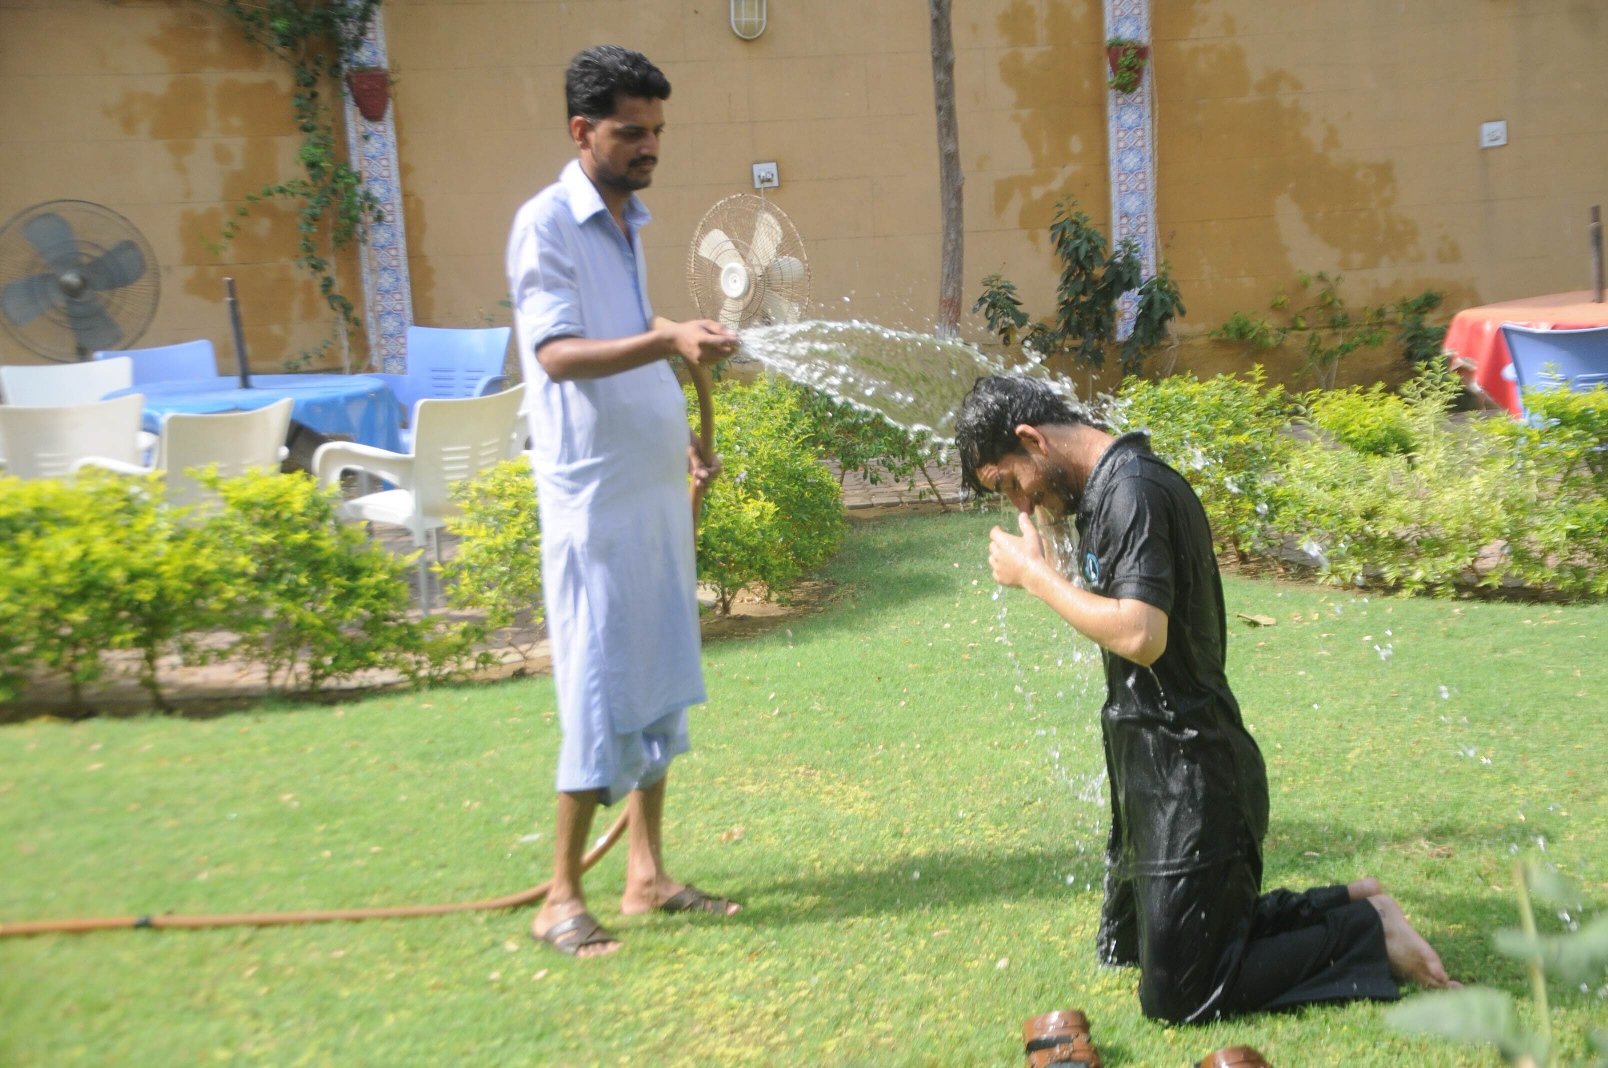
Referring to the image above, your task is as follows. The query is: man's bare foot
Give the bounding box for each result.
[1348,875,1384,901]
[531,898,621,958]
[621,879,741,917]
[1369,893,1458,988]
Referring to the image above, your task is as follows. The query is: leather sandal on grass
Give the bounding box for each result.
[656,884,740,915]
[532,911,618,957]
[1023,1009,1099,1068]
[1026,1034,1101,1068]
[1197,1046,1272,1068]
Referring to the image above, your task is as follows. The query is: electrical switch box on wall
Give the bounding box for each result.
[752,162,779,190]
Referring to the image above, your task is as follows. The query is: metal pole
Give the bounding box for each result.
[225,276,252,388]
[1590,205,1603,303]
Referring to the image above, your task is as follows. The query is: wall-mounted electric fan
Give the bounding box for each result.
[0,200,159,361]
[686,194,809,329]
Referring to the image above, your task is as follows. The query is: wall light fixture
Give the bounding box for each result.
[731,0,766,40]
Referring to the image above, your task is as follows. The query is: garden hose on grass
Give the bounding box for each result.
[0,363,718,940]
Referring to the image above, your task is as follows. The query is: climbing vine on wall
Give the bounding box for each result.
[205,0,384,359]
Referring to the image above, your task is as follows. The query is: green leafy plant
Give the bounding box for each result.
[974,196,1185,375]
[0,472,242,712]
[1110,367,1294,560]
[442,456,544,657]
[688,376,846,614]
[1396,289,1449,367]
[1388,858,1608,1067]
[972,273,1029,347]
[1213,271,1445,387]
[1305,383,1417,456]
[210,0,385,363]
[793,386,950,508]
[202,469,480,693]
[1105,37,1148,94]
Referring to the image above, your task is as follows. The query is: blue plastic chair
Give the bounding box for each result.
[96,340,220,385]
[375,326,512,450]
[1498,324,1608,422]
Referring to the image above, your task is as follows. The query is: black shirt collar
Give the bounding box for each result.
[1078,430,1152,521]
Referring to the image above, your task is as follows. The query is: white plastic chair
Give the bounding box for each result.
[76,398,294,508]
[0,356,134,405]
[313,385,525,611]
[95,339,220,385]
[375,326,513,450]
[0,393,146,480]
[0,356,158,464]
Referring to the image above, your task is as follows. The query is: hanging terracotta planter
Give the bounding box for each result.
[346,68,391,122]
[1105,40,1150,94]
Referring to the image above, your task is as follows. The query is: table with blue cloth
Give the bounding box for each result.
[106,374,404,453]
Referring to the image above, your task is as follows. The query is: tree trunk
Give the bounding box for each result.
[929,0,964,339]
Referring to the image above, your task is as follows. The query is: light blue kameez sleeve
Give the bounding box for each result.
[512,209,585,355]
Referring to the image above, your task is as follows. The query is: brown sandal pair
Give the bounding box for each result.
[1021,1009,1271,1068]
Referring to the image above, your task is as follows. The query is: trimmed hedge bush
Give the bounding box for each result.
[688,375,846,613]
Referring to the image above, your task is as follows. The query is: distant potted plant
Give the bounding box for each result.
[346,66,391,122]
[1106,37,1150,94]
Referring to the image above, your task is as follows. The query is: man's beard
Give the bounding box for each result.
[595,157,655,193]
[1032,453,1081,516]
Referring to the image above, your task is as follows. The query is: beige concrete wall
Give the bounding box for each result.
[3,0,1605,391]
[386,0,1109,338]
[0,0,364,370]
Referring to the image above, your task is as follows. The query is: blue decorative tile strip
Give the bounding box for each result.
[1105,0,1156,338]
[343,13,412,373]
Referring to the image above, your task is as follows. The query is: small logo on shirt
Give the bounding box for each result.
[1083,551,1100,585]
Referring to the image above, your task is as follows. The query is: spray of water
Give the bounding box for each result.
[735,319,1109,886]
[736,319,1092,444]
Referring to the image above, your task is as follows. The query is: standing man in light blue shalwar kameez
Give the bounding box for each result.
[506,45,742,958]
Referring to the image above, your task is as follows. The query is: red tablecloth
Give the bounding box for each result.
[1444,290,1608,415]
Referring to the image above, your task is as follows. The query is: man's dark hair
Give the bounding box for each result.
[565,45,671,122]
[954,375,1093,496]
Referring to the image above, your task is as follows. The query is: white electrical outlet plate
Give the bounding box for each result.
[1480,120,1508,149]
[752,162,779,190]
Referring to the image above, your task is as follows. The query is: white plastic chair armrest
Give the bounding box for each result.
[474,373,509,397]
[72,456,153,476]
[312,440,415,490]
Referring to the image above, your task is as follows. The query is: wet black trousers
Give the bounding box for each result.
[1099,860,1400,1023]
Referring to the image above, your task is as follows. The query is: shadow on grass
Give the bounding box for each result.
[686,843,1107,930]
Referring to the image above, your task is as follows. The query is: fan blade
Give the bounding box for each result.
[750,211,783,267]
[64,294,123,353]
[697,227,745,270]
[719,296,746,329]
[22,212,83,274]
[2,272,66,327]
[761,255,805,289]
[758,290,801,326]
[81,240,147,292]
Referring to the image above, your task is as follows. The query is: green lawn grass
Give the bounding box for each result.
[2,509,1603,1066]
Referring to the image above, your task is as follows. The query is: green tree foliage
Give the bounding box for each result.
[974,196,1185,375]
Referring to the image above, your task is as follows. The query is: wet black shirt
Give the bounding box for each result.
[1074,432,1268,877]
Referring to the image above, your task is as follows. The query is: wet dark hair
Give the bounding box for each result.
[954,375,1092,497]
[565,45,671,123]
